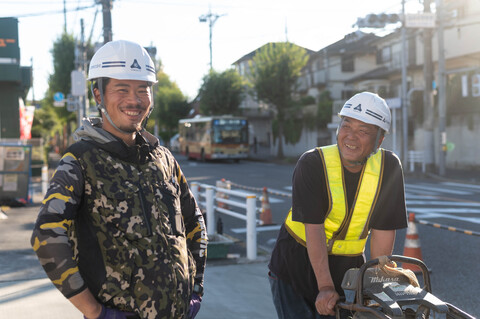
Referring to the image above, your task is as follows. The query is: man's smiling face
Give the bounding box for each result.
[337,116,382,171]
[101,78,152,134]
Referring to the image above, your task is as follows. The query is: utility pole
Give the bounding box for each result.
[401,0,409,166]
[97,0,113,43]
[63,0,67,33]
[436,0,447,175]
[30,57,35,107]
[423,0,435,171]
[70,19,89,128]
[80,19,89,121]
[199,8,225,70]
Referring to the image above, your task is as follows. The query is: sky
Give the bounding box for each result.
[2,0,424,102]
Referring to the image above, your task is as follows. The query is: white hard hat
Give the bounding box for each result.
[339,92,391,132]
[87,40,157,83]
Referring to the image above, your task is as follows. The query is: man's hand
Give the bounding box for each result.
[187,293,202,319]
[83,304,136,319]
[314,286,339,316]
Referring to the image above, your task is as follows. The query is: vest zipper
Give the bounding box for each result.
[138,185,152,236]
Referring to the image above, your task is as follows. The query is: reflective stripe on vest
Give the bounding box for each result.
[285,145,384,256]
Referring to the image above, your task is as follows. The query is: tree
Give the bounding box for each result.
[31,33,77,154]
[199,69,244,115]
[152,63,190,143]
[248,42,309,158]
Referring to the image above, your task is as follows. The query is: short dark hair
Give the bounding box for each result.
[92,77,110,93]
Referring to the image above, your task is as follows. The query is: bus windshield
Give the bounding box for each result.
[212,119,248,144]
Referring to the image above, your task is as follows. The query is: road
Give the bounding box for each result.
[178,155,480,316]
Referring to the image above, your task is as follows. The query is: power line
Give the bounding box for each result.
[1,4,96,18]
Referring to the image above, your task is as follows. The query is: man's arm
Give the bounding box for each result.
[305,223,339,316]
[175,161,208,293]
[69,289,103,319]
[370,229,396,259]
[31,152,98,316]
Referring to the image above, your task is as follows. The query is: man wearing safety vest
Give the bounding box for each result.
[268,92,408,318]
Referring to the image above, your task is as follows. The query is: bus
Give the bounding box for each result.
[178,116,249,161]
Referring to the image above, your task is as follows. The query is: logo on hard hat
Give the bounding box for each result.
[102,61,126,69]
[365,109,385,122]
[344,103,363,112]
[130,59,141,71]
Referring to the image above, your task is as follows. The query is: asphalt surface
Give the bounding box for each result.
[0,196,275,319]
[0,159,479,318]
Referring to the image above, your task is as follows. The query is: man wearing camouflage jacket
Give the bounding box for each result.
[31,40,207,319]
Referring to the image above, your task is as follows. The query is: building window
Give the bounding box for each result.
[341,54,354,72]
[341,90,355,100]
[376,46,392,64]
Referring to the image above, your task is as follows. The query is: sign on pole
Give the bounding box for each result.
[385,97,401,109]
[405,13,435,28]
[53,92,64,102]
[71,70,86,96]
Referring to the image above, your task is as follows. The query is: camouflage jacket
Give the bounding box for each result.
[31,118,207,319]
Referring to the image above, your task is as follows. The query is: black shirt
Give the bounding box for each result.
[268,147,408,307]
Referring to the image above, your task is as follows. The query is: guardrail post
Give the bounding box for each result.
[205,186,215,236]
[191,182,199,200]
[246,195,257,260]
[42,165,49,195]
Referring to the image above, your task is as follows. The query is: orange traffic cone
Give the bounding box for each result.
[402,213,424,272]
[260,187,273,225]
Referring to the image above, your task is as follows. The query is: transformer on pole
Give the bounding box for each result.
[199,8,225,70]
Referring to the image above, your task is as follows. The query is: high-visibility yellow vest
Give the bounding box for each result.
[285,145,384,256]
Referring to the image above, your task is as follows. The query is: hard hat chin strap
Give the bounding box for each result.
[92,78,149,136]
[336,125,383,167]
[142,102,154,131]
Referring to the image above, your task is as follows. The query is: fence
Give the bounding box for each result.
[408,150,426,173]
[191,182,258,260]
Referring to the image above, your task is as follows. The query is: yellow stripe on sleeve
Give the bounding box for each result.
[42,193,71,205]
[39,219,72,231]
[32,237,48,251]
[61,152,77,161]
[52,267,79,285]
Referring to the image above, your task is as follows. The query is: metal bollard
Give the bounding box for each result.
[191,183,199,200]
[246,195,257,260]
[205,186,215,236]
[41,165,49,195]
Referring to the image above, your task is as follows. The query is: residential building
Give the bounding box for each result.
[232,0,480,168]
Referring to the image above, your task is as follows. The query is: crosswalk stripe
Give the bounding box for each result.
[441,182,480,191]
[406,184,472,195]
[406,200,480,207]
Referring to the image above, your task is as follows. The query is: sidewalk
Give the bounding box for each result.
[0,204,275,319]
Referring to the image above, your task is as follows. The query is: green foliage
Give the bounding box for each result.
[410,90,424,125]
[153,65,190,141]
[248,42,309,157]
[316,90,333,129]
[199,69,244,115]
[272,116,304,145]
[31,33,77,149]
[49,33,75,94]
[300,95,315,106]
[445,73,480,130]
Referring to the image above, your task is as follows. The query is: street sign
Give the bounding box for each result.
[385,97,401,109]
[405,13,435,28]
[66,94,79,112]
[71,70,86,96]
[53,101,65,107]
[53,92,64,102]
